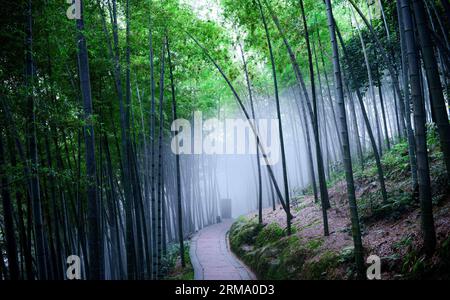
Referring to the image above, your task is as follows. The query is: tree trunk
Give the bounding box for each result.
[149,15,157,280]
[0,132,20,279]
[264,0,330,211]
[377,74,391,149]
[325,0,364,276]
[292,86,319,203]
[336,21,389,204]
[412,0,450,178]
[351,6,384,155]
[76,0,101,280]
[238,43,263,224]
[300,0,329,234]
[187,32,293,219]
[400,0,436,255]
[317,32,343,157]
[349,0,407,137]
[26,0,47,280]
[396,0,418,189]
[166,35,186,267]
[258,0,292,234]
[110,0,136,279]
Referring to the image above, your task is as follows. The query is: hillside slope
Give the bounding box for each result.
[230,128,450,280]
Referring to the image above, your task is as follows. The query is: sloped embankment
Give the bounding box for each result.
[230,130,450,280]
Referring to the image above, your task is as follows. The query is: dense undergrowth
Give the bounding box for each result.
[230,218,342,279]
[354,125,448,223]
[162,242,194,280]
[230,126,450,280]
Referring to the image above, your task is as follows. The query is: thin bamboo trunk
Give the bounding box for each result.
[396,0,418,189]
[400,0,436,255]
[258,0,292,234]
[336,21,388,204]
[76,0,100,280]
[300,0,329,234]
[238,43,263,224]
[264,0,330,211]
[167,35,186,267]
[412,0,450,177]
[325,0,364,277]
[0,132,20,279]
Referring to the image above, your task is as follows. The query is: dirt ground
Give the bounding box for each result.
[245,178,450,279]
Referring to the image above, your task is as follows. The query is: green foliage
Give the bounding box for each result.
[229,216,263,256]
[354,139,411,184]
[230,217,340,280]
[326,164,346,187]
[393,235,413,250]
[255,223,285,247]
[302,251,339,280]
[341,0,401,93]
[221,0,360,92]
[392,235,450,280]
[349,129,447,222]
[381,141,411,179]
[397,242,426,278]
[0,0,244,236]
[358,188,414,222]
[438,236,450,268]
[292,198,310,213]
[306,238,323,251]
[243,234,306,279]
[338,246,355,264]
[162,242,194,280]
[230,129,450,280]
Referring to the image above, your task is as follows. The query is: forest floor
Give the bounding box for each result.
[229,127,450,280]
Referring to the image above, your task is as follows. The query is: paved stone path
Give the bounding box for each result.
[190,219,256,280]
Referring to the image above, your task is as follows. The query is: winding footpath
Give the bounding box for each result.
[190,219,256,280]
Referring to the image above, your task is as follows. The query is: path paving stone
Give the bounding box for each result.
[190,219,256,280]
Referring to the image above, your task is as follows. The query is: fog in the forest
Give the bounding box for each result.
[171,78,403,223]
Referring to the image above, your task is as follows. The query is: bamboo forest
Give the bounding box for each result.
[0,0,450,283]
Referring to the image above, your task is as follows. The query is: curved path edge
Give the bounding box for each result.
[190,219,256,280]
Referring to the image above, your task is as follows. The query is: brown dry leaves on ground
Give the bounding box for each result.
[247,179,450,279]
